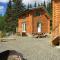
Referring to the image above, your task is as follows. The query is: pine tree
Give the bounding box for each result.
[4,0,13,32]
[47,2,52,17]
[46,1,52,30]
[0,16,5,31]
[4,0,26,32]
[30,4,32,8]
[27,3,30,9]
[38,3,40,7]
[34,2,37,7]
[14,0,26,17]
[41,3,43,6]
[43,0,46,8]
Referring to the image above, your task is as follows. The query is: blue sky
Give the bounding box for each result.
[0,0,50,16]
[0,2,7,16]
[0,0,8,16]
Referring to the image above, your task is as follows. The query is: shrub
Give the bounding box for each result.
[0,31,6,38]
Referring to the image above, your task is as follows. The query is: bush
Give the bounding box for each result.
[0,31,6,38]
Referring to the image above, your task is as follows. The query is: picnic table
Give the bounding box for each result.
[32,32,48,38]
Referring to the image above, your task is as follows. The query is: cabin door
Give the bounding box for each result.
[22,23,26,32]
[37,23,41,32]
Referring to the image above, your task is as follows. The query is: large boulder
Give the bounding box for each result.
[0,50,26,60]
[51,36,60,46]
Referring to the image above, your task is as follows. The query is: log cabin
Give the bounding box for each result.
[18,7,50,36]
[51,0,60,46]
[52,0,60,38]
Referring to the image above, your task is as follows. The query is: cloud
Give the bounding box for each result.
[23,0,40,4]
[22,0,49,5]
[0,6,4,10]
[0,0,9,3]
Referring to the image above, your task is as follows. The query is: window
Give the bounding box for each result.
[34,11,40,16]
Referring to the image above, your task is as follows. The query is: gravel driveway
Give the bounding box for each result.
[0,36,60,60]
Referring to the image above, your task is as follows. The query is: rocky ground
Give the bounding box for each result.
[0,36,60,60]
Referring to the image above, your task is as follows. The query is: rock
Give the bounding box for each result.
[51,36,60,46]
[0,50,25,60]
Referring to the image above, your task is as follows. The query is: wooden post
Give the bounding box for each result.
[59,24,60,36]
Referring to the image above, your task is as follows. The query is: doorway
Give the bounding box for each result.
[37,22,42,32]
[22,22,26,32]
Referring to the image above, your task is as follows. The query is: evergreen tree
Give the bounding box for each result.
[46,1,52,30]
[0,16,5,31]
[47,2,52,17]
[30,4,32,8]
[34,2,37,7]
[27,3,30,9]
[43,0,46,8]
[14,0,26,17]
[38,3,40,7]
[4,0,13,32]
[41,3,43,6]
[4,0,26,32]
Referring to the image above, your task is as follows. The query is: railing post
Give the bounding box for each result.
[59,24,60,36]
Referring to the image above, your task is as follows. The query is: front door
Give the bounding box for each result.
[22,23,26,32]
[38,23,41,32]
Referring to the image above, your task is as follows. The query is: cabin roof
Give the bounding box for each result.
[19,6,50,19]
[20,6,46,15]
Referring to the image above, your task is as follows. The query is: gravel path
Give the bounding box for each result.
[0,36,60,60]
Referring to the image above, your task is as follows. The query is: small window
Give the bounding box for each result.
[34,11,40,16]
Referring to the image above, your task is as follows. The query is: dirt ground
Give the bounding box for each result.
[0,36,60,60]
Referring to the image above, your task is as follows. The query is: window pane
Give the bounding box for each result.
[34,11,40,16]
